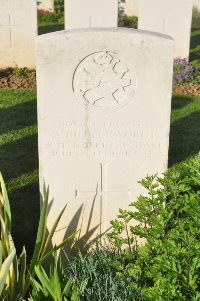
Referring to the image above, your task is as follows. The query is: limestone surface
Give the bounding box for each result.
[37,0,54,11]
[193,0,200,11]
[122,0,139,16]
[0,0,37,68]
[138,0,193,58]
[65,0,118,29]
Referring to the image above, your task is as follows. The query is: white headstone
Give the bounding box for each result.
[193,0,200,11]
[37,0,54,12]
[122,0,139,16]
[0,0,37,68]
[37,28,174,244]
[65,0,118,29]
[138,0,193,58]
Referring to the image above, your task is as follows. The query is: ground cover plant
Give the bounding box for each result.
[66,247,136,300]
[173,58,200,85]
[38,9,64,25]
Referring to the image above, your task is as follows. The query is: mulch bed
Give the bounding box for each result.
[173,83,200,96]
[0,68,200,95]
[0,68,36,89]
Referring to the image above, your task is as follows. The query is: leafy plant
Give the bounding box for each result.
[118,15,138,28]
[38,9,64,24]
[54,0,64,14]
[108,154,200,300]
[192,7,200,29]
[173,58,200,85]
[66,246,134,301]
[13,65,36,78]
[29,250,86,301]
[0,172,77,300]
[118,0,126,17]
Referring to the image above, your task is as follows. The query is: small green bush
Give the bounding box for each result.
[108,154,200,300]
[54,0,64,14]
[192,7,200,29]
[118,15,138,28]
[38,9,64,24]
[13,65,36,78]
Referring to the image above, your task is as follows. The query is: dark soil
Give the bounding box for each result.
[0,68,36,89]
[0,68,200,95]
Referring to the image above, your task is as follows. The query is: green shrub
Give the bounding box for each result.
[54,0,64,14]
[38,9,64,24]
[192,7,200,29]
[13,65,36,78]
[118,15,138,28]
[108,154,200,300]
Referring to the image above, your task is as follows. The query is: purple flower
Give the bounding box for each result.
[175,57,181,64]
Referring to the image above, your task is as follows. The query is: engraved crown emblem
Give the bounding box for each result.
[73,51,137,113]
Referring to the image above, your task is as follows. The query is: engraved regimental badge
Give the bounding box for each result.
[73,51,137,113]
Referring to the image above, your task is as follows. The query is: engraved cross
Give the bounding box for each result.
[75,163,132,233]
[75,163,132,202]
[0,14,20,47]
[163,18,167,33]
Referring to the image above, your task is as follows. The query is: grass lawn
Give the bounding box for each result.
[190,28,200,67]
[38,23,64,35]
[0,89,39,255]
[0,88,200,255]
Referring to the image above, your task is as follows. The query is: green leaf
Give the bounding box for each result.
[0,216,12,256]
[10,254,19,301]
[0,172,11,232]
[25,187,49,293]
[40,204,67,259]
[19,246,26,297]
[71,287,79,301]
[55,231,79,250]
[63,278,73,296]
[35,265,56,299]
[0,249,16,296]
[0,242,2,270]
[40,231,78,266]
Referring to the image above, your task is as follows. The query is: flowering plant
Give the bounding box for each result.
[173,57,200,85]
[38,9,64,24]
[38,8,51,15]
